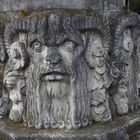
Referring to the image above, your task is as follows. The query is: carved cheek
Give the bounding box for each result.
[58,48,74,65]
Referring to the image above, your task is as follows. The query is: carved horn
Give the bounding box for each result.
[73,16,111,69]
[0,22,6,62]
[74,16,111,50]
[112,13,140,51]
[4,18,31,54]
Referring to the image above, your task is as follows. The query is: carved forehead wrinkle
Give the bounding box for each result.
[30,16,47,32]
[46,14,83,46]
[48,14,62,33]
[27,17,48,45]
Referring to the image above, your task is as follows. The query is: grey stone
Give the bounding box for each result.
[1,109,140,140]
[0,9,139,130]
[0,0,124,12]
[0,0,139,140]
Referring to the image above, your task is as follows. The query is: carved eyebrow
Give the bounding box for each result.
[60,38,77,45]
[58,35,82,46]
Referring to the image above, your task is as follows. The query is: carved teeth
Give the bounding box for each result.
[44,72,67,81]
[44,75,65,81]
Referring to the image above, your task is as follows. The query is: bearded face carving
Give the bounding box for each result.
[0,11,139,131]
[2,14,113,129]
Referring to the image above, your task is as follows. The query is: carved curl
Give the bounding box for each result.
[4,18,31,54]
[75,16,111,48]
[9,42,29,70]
[0,22,6,62]
[74,16,111,68]
[112,13,140,54]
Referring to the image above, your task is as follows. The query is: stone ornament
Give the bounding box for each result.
[111,13,140,114]
[0,12,139,129]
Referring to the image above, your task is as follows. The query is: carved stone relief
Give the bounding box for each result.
[0,12,139,129]
[111,13,140,114]
[83,32,111,122]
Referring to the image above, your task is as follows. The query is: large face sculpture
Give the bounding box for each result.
[23,15,91,129]
[3,14,111,129]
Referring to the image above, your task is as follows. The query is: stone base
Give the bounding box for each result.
[1,111,140,140]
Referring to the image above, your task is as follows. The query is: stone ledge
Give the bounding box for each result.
[1,110,140,140]
[0,0,123,12]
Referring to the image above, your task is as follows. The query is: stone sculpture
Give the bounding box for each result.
[0,9,139,130]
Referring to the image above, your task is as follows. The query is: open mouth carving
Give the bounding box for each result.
[42,71,68,81]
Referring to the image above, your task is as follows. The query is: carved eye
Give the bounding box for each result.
[32,41,42,52]
[63,41,76,52]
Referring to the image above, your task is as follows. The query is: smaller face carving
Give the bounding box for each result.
[84,33,105,69]
[8,42,28,70]
[4,71,26,122]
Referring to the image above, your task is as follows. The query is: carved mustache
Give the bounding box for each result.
[45,71,68,76]
[36,64,70,77]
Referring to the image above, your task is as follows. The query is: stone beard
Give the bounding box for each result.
[25,53,89,129]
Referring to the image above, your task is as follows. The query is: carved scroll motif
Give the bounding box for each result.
[76,16,112,122]
[0,22,10,119]
[84,32,111,122]
[111,13,140,114]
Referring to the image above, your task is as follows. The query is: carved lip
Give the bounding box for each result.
[43,71,68,81]
[45,71,67,76]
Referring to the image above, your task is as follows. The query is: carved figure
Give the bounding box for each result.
[0,13,139,130]
[4,41,27,123]
[112,13,140,114]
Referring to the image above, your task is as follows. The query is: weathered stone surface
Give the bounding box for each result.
[0,0,139,139]
[0,0,124,12]
[0,9,139,130]
[1,110,140,140]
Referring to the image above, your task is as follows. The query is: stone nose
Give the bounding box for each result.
[46,47,62,64]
